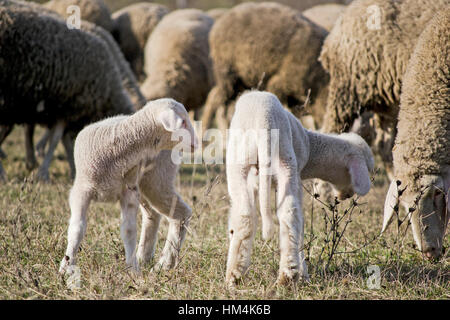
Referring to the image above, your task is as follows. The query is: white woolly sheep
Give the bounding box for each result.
[382,9,450,260]
[226,91,374,285]
[59,98,198,274]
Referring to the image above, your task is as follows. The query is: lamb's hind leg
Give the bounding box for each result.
[225,165,258,286]
[120,185,140,272]
[139,151,192,271]
[36,121,65,182]
[275,164,308,285]
[136,202,162,266]
[59,185,92,274]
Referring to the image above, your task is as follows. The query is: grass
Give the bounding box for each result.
[0,126,448,299]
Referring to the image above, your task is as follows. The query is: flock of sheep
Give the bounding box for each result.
[0,0,448,288]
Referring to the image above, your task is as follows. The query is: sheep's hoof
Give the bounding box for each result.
[0,148,6,159]
[154,253,177,271]
[276,268,299,286]
[36,170,50,183]
[59,256,74,275]
[26,160,38,171]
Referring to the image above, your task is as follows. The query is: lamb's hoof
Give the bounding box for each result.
[59,256,75,275]
[126,258,141,275]
[151,254,176,273]
[0,148,6,159]
[276,267,299,286]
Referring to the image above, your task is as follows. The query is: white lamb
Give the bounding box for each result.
[226,91,374,285]
[59,98,198,274]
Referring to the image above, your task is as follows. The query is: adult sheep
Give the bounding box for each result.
[302,3,346,31]
[33,18,147,176]
[200,2,329,133]
[44,0,114,32]
[319,0,450,177]
[141,9,214,116]
[382,9,450,260]
[111,2,169,81]
[0,1,134,181]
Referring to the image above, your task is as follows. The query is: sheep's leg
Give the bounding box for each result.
[225,165,258,286]
[201,86,228,132]
[36,129,50,158]
[275,168,306,285]
[0,125,13,160]
[36,121,64,182]
[59,185,92,274]
[24,124,38,171]
[62,132,76,179]
[226,188,258,286]
[136,202,162,266]
[0,125,13,181]
[119,186,140,272]
[139,151,192,271]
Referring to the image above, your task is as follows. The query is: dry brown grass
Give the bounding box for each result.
[0,126,448,299]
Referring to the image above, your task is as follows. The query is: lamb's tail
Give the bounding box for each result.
[258,129,274,240]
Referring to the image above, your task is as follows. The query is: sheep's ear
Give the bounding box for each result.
[382,179,398,233]
[159,109,183,132]
[348,157,371,196]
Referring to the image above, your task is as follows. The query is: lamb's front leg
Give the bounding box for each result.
[59,186,92,274]
[120,186,140,273]
[276,169,308,285]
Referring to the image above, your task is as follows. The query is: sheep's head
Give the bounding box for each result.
[382,174,449,260]
[153,98,198,152]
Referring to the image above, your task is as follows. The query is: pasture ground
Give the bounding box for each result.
[0,126,448,299]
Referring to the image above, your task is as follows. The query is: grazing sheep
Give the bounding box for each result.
[382,10,450,260]
[59,99,198,273]
[44,0,114,31]
[111,2,169,81]
[141,9,214,116]
[226,91,374,285]
[0,1,134,181]
[201,2,329,133]
[319,0,449,176]
[33,19,147,178]
[206,7,228,20]
[302,3,346,31]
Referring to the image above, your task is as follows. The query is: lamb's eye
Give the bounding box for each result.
[182,120,186,127]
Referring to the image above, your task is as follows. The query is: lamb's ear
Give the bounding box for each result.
[382,179,398,233]
[158,108,183,132]
[348,157,371,196]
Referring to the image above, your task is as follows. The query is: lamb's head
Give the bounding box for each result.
[148,98,198,152]
[330,132,375,200]
[383,171,449,260]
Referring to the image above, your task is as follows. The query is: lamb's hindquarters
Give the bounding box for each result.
[137,150,192,270]
[226,143,308,285]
